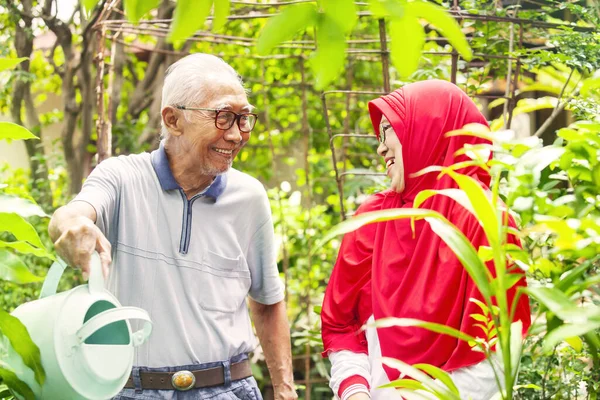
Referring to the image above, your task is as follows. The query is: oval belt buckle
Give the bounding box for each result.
[172,370,196,391]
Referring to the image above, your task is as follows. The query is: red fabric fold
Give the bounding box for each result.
[339,375,370,398]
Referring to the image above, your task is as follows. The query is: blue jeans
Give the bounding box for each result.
[113,354,262,400]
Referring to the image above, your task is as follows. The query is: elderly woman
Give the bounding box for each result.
[321,80,531,400]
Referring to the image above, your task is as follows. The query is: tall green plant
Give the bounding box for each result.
[314,102,600,398]
[0,57,49,400]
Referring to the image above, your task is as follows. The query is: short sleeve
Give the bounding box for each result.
[71,158,122,246]
[246,191,284,305]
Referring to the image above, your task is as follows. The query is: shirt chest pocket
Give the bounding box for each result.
[193,250,251,313]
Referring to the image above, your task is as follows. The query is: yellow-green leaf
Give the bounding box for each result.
[0,213,46,250]
[212,0,231,31]
[168,0,212,43]
[312,15,346,90]
[565,336,583,352]
[0,240,55,261]
[0,58,27,73]
[256,3,318,55]
[0,310,45,386]
[0,250,44,283]
[0,122,38,141]
[390,13,425,78]
[322,0,357,34]
[123,0,160,23]
[0,368,35,400]
[408,1,472,60]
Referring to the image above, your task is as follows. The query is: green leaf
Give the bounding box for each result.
[0,250,43,284]
[0,367,35,400]
[0,310,45,386]
[0,195,47,218]
[0,213,45,250]
[212,0,230,31]
[390,14,425,78]
[543,321,600,352]
[0,58,27,73]
[312,15,346,90]
[580,77,600,98]
[407,1,472,61]
[322,0,357,34]
[313,208,442,253]
[168,0,212,43]
[380,378,426,390]
[564,336,584,352]
[81,0,97,18]
[123,0,160,23]
[413,364,460,395]
[445,171,499,247]
[509,320,524,375]
[370,317,478,344]
[525,287,600,323]
[426,216,493,302]
[0,240,55,260]
[0,123,38,141]
[445,123,493,142]
[256,3,318,55]
[368,0,404,18]
[381,357,460,399]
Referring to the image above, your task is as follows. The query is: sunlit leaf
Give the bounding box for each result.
[0,195,47,218]
[445,123,493,141]
[580,77,600,97]
[509,320,524,376]
[0,58,27,73]
[0,250,43,284]
[312,15,346,90]
[381,357,460,399]
[426,216,493,301]
[212,0,231,31]
[168,0,212,43]
[408,1,472,60]
[313,208,442,252]
[413,363,459,395]
[123,0,160,23]
[368,0,404,18]
[0,240,55,260]
[81,0,97,18]
[0,310,45,386]
[564,336,584,352]
[256,3,318,55]
[543,321,600,352]
[525,286,600,323]
[446,170,499,247]
[380,378,425,391]
[370,317,478,344]
[0,122,38,141]
[390,14,425,78]
[0,367,35,400]
[0,213,46,250]
[322,0,356,34]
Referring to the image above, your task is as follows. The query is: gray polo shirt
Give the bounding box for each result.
[74,143,284,367]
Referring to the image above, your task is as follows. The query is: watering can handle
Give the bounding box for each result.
[39,252,104,299]
[39,257,68,299]
[76,307,153,347]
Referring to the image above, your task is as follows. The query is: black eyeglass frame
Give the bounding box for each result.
[175,105,258,133]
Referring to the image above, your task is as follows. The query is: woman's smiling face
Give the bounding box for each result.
[377,115,405,193]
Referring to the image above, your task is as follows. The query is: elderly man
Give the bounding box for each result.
[49,53,297,399]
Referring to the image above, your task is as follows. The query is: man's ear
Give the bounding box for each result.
[162,106,184,137]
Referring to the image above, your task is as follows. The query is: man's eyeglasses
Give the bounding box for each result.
[175,106,258,133]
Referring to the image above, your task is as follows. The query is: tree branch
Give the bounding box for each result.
[534,69,578,138]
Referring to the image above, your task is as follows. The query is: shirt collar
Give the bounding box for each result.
[150,140,227,200]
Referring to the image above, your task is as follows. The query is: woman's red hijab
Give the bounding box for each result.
[367,80,530,379]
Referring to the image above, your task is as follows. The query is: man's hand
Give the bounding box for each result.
[49,203,111,279]
[348,393,370,400]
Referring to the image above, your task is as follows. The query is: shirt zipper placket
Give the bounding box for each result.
[178,191,203,255]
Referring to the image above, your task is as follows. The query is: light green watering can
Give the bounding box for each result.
[4,253,152,400]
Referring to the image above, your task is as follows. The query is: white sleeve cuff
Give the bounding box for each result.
[329,350,371,398]
[341,383,371,400]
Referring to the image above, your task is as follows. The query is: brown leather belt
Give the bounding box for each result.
[123,359,252,391]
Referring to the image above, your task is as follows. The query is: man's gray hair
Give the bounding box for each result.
[160,53,244,138]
